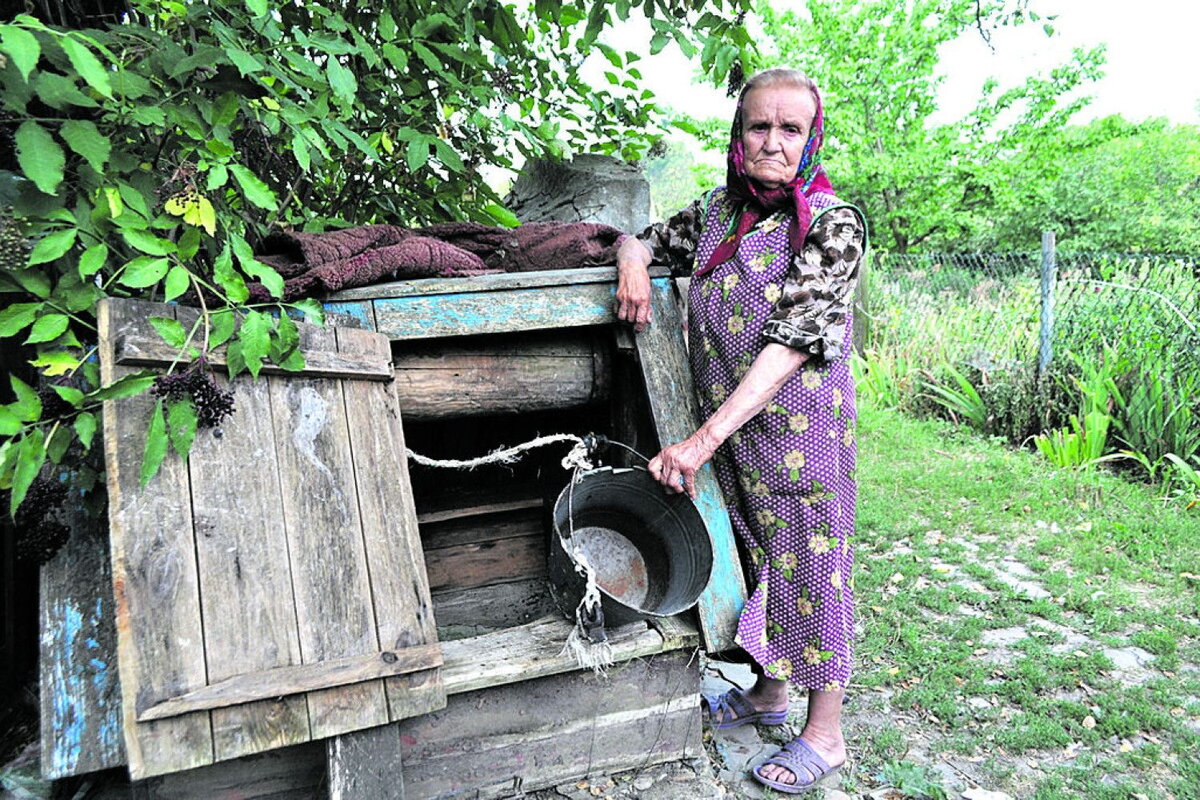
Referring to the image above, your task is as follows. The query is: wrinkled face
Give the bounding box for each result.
[740,85,817,190]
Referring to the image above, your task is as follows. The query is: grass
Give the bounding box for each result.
[839,403,1200,799]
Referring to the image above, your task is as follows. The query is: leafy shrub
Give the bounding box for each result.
[0,0,753,511]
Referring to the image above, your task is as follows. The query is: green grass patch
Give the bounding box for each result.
[846,404,1200,799]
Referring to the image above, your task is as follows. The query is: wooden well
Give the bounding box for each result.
[40,267,747,799]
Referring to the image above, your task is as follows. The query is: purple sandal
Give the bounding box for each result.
[751,737,842,793]
[702,687,789,731]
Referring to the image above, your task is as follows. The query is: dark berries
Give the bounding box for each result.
[37,385,75,421]
[726,61,745,98]
[0,213,30,272]
[12,478,71,566]
[151,368,236,428]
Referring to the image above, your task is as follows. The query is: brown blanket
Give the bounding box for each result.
[247,221,627,301]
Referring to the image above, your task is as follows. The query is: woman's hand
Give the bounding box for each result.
[616,236,653,332]
[648,429,721,499]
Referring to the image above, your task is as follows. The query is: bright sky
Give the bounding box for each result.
[597,0,1200,131]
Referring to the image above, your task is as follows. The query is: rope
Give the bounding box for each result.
[406,430,613,673]
[405,433,585,469]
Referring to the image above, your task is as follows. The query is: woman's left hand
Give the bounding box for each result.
[647,430,721,499]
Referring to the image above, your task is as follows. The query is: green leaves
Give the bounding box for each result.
[140,399,169,486]
[10,376,41,422]
[78,244,107,277]
[10,430,46,516]
[28,228,76,265]
[166,399,198,462]
[325,58,357,104]
[15,121,64,195]
[0,24,40,81]
[59,35,112,98]
[122,229,176,257]
[233,309,271,378]
[59,120,110,173]
[229,164,277,210]
[119,257,170,288]
[25,312,70,344]
[0,303,43,338]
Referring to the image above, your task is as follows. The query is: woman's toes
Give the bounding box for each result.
[759,764,795,785]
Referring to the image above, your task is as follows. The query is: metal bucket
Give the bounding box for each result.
[549,466,714,630]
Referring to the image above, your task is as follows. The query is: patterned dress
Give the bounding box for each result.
[638,188,866,689]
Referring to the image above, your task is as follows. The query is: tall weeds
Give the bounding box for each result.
[857,252,1199,502]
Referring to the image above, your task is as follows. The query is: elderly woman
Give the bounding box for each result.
[615,68,866,793]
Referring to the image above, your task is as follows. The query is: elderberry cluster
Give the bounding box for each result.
[11,478,70,566]
[0,213,29,272]
[726,61,745,98]
[151,369,236,428]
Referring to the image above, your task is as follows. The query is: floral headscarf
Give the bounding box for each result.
[701,78,836,274]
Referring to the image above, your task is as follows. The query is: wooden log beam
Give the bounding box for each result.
[393,334,610,420]
[137,645,443,722]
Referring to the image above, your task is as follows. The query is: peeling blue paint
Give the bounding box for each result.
[49,600,87,773]
[322,301,376,331]
[371,284,617,340]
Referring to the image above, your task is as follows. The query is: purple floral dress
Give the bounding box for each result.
[639,188,866,689]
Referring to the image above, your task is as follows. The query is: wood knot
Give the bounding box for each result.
[380,651,398,664]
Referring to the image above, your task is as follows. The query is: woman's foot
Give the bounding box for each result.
[755,730,846,790]
[756,688,847,791]
[704,677,789,729]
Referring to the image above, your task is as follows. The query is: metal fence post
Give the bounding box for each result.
[1038,231,1056,375]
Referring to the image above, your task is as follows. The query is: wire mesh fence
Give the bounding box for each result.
[856,243,1200,477]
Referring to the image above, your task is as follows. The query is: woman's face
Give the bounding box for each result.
[740,85,817,190]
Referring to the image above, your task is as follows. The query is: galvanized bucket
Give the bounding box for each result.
[549,466,714,631]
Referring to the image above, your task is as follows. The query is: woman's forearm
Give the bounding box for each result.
[697,343,809,448]
[617,234,653,270]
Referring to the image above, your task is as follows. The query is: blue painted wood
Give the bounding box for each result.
[635,279,745,653]
[370,283,616,341]
[39,500,126,778]
[323,301,377,332]
[329,266,631,301]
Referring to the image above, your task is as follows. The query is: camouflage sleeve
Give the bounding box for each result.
[635,197,704,276]
[761,206,866,365]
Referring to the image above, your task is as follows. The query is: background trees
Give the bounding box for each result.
[650,0,1200,255]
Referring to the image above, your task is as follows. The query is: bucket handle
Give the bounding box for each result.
[584,433,652,466]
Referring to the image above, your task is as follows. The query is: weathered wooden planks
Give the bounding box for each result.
[327,724,406,800]
[128,741,326,800]
[38,496,125,779]
[334,325,445,723]
[179,303,310,762]
[423,535,546,593]
[419,506,542,550]
[372,282,616,340]
[100,300,215,777]
[398,650,702,800]
[138,645,443,721]
[437,614,695,696]
[114,330,392,381]
[329,266,636,301]
[430,578,556,638]
[268,320,390,741]
[98,298,445,779]
[635,279,746,654]
[114,637,700,800]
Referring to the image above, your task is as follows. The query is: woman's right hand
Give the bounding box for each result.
[615,236,653,332]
